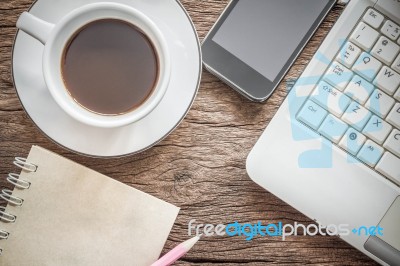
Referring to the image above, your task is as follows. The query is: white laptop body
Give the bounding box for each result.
[247,0,400,265]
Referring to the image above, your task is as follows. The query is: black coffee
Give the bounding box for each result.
[62,19,159,115]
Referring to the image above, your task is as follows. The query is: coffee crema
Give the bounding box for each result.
[61,19,159,115]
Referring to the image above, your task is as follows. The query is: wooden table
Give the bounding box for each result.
[0,1,380,265]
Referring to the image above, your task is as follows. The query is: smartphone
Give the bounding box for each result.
[202,0,336,102]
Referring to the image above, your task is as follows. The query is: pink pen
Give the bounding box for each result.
[151,235,201,266]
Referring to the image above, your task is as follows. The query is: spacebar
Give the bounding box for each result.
[376,152,400,186]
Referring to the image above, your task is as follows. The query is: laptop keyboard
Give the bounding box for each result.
[297,8,400,185]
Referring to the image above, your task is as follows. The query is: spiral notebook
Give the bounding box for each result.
[0,145,179,266]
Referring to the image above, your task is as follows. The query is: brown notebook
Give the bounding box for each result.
[0,146,179,266]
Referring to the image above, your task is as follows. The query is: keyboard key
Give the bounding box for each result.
[350,22,380,50]
[339,128,367,155]
[319,114,348,143]
[394,88,400,101]
[381,20,400,41]
[387,103,400,128]
[376,0,400,28]
[384,129,400,157]
[297,100,328,130]
[363,115,392,144]
[336,42,361,68]
[353,52,382,81]
[376,152,400,185]
[357,140,384,167]
[311,81,351,117]
[363,8,384,29]
[373,66,400,95]
[371,36,400,65]
[392,53,400,73]
[324,61,353,91]
[344,75,375,104]
[342,101,372,131]
[365,89,395,118]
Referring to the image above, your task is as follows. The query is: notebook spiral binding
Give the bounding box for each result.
[0,157,37,255]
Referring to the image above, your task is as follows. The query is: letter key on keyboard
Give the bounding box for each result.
[296,7,400,186]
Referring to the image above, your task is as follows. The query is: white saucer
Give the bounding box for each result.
[12,0,201,157]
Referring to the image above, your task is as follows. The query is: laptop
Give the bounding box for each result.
[246,0,400,265]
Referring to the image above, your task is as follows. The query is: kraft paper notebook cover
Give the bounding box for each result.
[0,145,179,266]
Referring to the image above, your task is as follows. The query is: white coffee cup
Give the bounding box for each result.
[16,3,170,128]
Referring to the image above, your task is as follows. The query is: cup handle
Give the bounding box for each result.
[16,12,55,45]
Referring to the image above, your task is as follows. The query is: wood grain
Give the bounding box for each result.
[0,1,379,265]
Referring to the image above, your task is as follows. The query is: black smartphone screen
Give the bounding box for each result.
[202,0,336,101]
